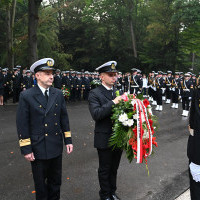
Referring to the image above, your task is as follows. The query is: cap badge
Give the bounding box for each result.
[47,60,53,67]
[111,63,115,70]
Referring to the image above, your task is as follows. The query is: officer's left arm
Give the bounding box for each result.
[60,93,73,147]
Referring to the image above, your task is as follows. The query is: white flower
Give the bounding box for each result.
[122,121,128,126]
[133,114,137,120]
[131,100,136,106]
[148,107,153,115]
[143,130,149,139]
[118,113,128,123]
[126,119,134,127]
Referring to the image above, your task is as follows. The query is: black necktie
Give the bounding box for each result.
[45,90,48,102]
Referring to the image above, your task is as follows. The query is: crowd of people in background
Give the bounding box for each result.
[0,65,198,117]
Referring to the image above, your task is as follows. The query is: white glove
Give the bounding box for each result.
[190,162,200,182]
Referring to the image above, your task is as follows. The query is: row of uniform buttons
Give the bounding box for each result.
[44,104,58,136]
[44,123,58,127]
[45,133,59,136]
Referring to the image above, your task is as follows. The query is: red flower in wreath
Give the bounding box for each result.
[143,99,150,108]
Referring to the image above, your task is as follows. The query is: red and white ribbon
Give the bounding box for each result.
[132,98,153,163]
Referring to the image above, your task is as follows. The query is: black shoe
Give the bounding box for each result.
[111,194,121,200]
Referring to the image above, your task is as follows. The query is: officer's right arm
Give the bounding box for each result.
[16,92,32,156]
[88,91,114,121]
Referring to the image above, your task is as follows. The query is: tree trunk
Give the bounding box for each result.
[130,19,137,58]
[11,0,17,68]
[192,52,195,71]
[6,0,17,70]
[28,0,42,66]
[6,4,12,69]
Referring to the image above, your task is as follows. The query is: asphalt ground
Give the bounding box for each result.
[0,100,190,200]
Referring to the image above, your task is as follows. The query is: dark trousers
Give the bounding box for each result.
[156,89,162,105]
[130,86,139,95]
[182,97,190,110]
[189,165,200,200]
[75,89,81,100]
[97,148,123,199]
[171,91,179,103]
[70,88,76,101]
[31,155,62,200]
[142,88,148,96]
[152,89,157,101]
[166,88,171,99]
[83,88,90,100]
[13,87,21,103]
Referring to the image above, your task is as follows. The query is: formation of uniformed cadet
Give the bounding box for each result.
[54,69,62,89]
[155,71,164,111]
[88,61,122,200]
[16,58,73,200]
[171,72,181,109]
[22,70,34,90]
[130,68,142,94]
[0,61,199,118]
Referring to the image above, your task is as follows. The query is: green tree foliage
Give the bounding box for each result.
[0,0,199,72]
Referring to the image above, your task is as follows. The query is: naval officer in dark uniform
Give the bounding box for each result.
[16,58,73,200]
[188,85,200,200]
[88,61,123,200]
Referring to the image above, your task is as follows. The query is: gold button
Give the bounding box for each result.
[56,104,58,106]
[55,133,58,135]
[54,113,57,116]
[39,105,42,108]
[55,123,57,126]
[45,134,48,136]
[45,124,48,127]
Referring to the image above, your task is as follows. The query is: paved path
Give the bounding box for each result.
[176,189,190,200]
[0,101,191,200]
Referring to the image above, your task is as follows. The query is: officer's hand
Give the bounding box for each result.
[24,152,35,162]
[113,96,122,104]
[66,144,73,154]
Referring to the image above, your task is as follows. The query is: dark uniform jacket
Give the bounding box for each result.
[23,76,34,89]
[76,78,82,89]
[82,77,91,89]
[88,85,116,149]
[188,88,200,164]
[16,85,72,160]
[12,73,22,89]
[54,75,62,89]
[181,80,193,97]
[62,76,71,88]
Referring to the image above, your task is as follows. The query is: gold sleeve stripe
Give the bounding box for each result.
[19,138,31,147]
[64,131,71,138]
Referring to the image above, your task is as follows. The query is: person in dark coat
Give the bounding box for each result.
[12,68,22,103]
[75,72,82,101]
[82,71,91,100]
[54,69,62,89]
[88,61,123,200]
[16,58,73,200]
[155,71,164,111]
[180,73,193,117]
[22,70,34,90]
[188,86,200,200]
[0,72,4,105]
